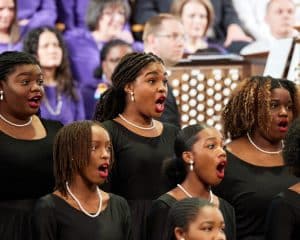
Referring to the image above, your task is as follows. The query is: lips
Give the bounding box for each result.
[278,119,288,133]
[28,95,42,108]
[216,160,227,179]
[98,163,109,178]
[155,95,166,113]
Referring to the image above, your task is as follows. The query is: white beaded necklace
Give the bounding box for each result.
[247,133,283,154]
[0,113,32,127]
[66,182,102,218]
[177,184,214,204]
[118,113,155,130]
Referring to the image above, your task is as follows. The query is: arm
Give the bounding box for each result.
[32,196,57,240]
[18,0,57,29]
[265,196,294,240]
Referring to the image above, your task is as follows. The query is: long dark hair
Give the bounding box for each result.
[93,52,164,122]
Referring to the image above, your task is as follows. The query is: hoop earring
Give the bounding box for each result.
[189,160,194,171]
[0,90,3,101]
[130,92,135,102]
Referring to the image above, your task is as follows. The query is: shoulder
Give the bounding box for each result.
[154,193,177,208]
[40,118,63,131]
[34,194,56,211]
[162,122,180,136]
[108,193,130,209]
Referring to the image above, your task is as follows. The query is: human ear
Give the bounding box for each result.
[174,227,186,240]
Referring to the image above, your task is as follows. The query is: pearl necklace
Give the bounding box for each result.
[66,182,102,218]
[118,113,155,130]
[177,184,214,204]
[247,133,283,154]
[0,113,32,127]
[43,93,63,116]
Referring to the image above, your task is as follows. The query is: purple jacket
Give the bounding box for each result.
[40,86,85,124]
[55,0,89,30]
[17,0,57,32]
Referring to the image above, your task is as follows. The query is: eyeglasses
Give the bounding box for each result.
[156,33,186,41]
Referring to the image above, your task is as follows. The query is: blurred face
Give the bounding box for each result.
[261,87,293,141]
[126,62,168,118]
[37,31,63,69]
[265,0,296,38]
[81,125,111,185]
[177,206,226,240]
[0,64,44,119]
[181,0,208,38]
[189,128,227,186]
[0,0,14,33]
[102,45,132,82]
[98,4,126,39]
[152,19,185,66]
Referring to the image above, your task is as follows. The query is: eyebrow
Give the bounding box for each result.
[144,71,168,77]
[204,137,224,141]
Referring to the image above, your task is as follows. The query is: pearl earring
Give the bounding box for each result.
[130,92,135,102]
[0,90,3,101]
[189,160,194,171]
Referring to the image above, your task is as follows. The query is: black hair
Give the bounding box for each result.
[165,124,208,186]
[94,39,132,78]
[283,117,300,177]
[164,197,215,240]
[0,51,39,83]
[53,120,112,196]
[93,52,164,122]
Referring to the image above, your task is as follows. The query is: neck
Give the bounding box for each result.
[0,112,33,127]
[0,31,10,43]
[92,30,110,42]
[247,132,283,152]
[121,110,154,126]
[180,174,211,199]
[68,177,98,201]
[42,68,56,85]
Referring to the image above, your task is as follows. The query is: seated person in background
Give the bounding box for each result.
[0,0,23,52]
[171,0,227,54]
[17,0,57,33]
[265,117,300,240]
[64,0,142,119]
[55,0,89,30]
[32,120,133,240]
[23,27,85,124]
[132,0,252,53]
[241,0,298,55]
[143,13,183,127]
[83,39,133,119]
[147,124,235,240]
[164,197,226,240]
[232,0,269,41]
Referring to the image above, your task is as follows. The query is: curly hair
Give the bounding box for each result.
[283,117,300,177]
[93,52,164,122]
[222,75,300,140]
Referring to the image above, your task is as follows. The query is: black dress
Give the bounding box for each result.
[265,189,300,240]
[101,120,179,240]
[213,150,299,240]
[146,193,236,240]
[32,193,133,240]
[0,119,62,240]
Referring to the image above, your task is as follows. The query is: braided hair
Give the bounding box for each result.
[93,52,164,122]
[222,75,300,140]
[53,120,111,196]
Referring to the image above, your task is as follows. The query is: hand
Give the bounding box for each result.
[224,24,253,47]
[18,19,29,26]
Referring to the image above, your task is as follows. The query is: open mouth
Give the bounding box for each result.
[278,120,288,132]
[28,95,42,108]
[98,163,109,178]
[216,161,227,179]
[155,96,166,113]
